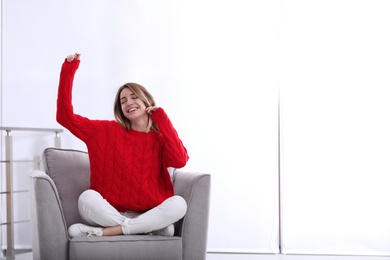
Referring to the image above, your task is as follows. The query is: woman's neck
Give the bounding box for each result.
[131,117,150,132]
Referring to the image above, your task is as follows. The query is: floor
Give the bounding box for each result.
[207,254,390,260]
[4,252,390,260]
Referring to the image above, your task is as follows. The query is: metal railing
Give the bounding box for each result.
[0,126,63,260]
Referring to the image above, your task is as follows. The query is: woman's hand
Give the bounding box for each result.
[66,53,81,62]
[146,106,159,114]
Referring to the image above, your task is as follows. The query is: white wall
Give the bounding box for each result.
[280,0,390,255]
[177,1,280,252]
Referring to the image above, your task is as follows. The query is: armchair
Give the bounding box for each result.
[29,148,211,260]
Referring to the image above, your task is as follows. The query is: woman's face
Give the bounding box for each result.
[120,87,147,122]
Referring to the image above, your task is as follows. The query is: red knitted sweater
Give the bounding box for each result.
[56,59,189,212]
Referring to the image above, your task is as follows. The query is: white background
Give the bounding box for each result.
[280,0,390,255]
[1,0,390,257]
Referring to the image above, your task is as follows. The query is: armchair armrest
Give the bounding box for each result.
[173,171,211,260]
[29,170,69,260]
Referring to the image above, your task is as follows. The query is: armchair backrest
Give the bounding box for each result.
[42,148,90,228]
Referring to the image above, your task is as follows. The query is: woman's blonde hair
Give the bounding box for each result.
[114,82,158,132]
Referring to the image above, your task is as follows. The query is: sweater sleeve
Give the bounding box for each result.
[56,59,97,142]
[150,108,189,168]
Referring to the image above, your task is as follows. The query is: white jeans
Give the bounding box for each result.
[78,189,187,235]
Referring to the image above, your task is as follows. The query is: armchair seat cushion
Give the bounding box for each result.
[70,235,182,260]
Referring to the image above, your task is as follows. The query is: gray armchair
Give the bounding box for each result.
[29,148,211,260]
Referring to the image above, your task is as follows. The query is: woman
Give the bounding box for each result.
[57,53,188,237]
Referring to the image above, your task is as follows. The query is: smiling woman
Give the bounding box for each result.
[56,53,189,238]
[114,82,158,132]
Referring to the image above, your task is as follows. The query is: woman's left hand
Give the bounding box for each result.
[146,106,159,114]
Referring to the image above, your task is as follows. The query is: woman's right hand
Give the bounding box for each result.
[66,53,81,62]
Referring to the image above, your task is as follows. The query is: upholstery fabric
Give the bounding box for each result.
[174,171,211,260]
[30,170,69,260]
[43,148,90,228]
[69,236,182,260]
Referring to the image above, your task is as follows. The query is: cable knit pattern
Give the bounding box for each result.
[57,59,189,212]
